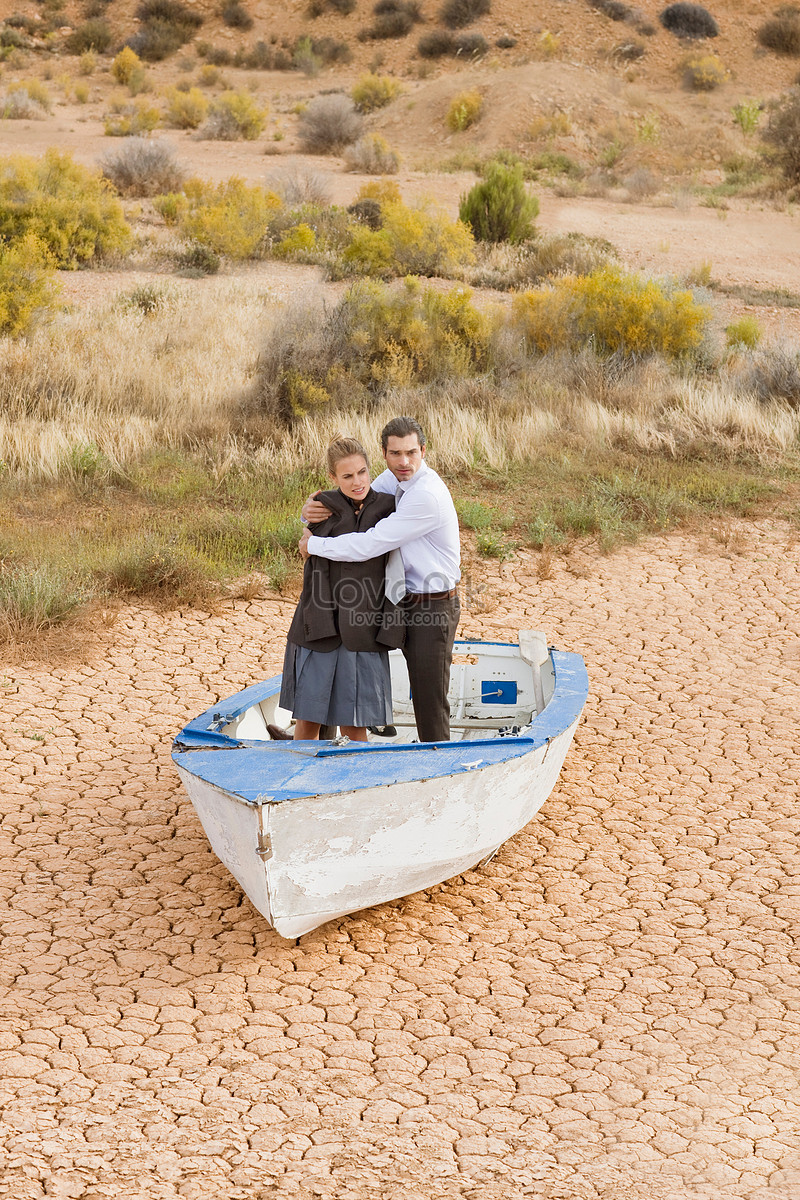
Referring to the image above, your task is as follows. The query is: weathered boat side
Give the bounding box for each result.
[172,642,588,938]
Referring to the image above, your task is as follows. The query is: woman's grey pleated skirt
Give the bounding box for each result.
[280,641,393,727]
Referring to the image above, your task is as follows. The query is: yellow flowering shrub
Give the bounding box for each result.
[344,198,474,278]
[156,177,282,258]
[446,90,483,132]
[111,46,143,85]
[511,266,710,360]
[0,149,131,268]
[0,233,61,337]
[164,85,208,129]
[275,223,317,258]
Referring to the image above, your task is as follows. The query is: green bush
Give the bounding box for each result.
[0,149,132,268]
[200,89,266,139]
[156,176,281,258]
[351,72,402,112]
[761,87,800,183]
[459,162,539,243]
[511,265,710,360]
[0,562,87,640]
[0,233,60,337]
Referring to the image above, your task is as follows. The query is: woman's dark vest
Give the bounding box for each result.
[287,488,405,653]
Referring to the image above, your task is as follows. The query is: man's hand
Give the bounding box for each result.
[298,529,311,561]
[302,491,333,524]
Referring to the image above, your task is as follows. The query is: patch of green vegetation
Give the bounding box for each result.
[518,454,779,552]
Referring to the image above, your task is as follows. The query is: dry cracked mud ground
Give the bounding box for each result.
[2,520,800,1199]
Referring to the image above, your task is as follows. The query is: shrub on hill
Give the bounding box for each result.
[127,0,203,61]
[222,2,254,30]
[511,266,710,360]
[683,52,729,89]
[447,90,483,131]
[459,162,539,243]
[0,150,132,268]
[440,0,490,30]
[66,18,113,54]
[418,30,456,56]
[454,33,489,56]
[757,9,800,56]
[351,73,402,112]
[0,234,60,339]
[309,0,357,12]
[360,0,422,39]
[299,94,363,152]
[761,87,800,183]
[100,138,185,196]
[660,3,718,38]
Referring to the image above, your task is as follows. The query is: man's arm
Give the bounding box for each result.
[308,487,441,563]
[301,491,332,524]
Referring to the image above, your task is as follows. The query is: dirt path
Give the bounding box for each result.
[2,520,799,1199]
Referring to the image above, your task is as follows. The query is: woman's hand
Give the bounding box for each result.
[298,529,311,560]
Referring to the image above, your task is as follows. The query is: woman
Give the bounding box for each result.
[279,436,404,741]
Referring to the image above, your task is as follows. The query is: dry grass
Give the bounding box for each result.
[3,285,800,484]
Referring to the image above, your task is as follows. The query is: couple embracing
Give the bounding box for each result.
[278,416,460,745]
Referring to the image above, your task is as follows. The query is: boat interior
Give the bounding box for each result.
[221,634,556,746]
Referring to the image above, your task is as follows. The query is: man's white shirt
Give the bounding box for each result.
[307,461,460,594]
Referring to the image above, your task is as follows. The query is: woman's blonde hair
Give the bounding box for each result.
[326,436,369,476]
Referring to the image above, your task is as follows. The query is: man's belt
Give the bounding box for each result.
[403,588,458,604]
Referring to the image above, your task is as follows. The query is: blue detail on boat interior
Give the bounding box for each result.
[171,644,589,806]
[481,680,517,704]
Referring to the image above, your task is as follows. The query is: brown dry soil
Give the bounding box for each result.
[2,520,800,1199]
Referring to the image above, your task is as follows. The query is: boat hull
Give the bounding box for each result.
[175,712,580,939]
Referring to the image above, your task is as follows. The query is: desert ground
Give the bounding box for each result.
[3,0,800,1194]
[2,518,800,1200]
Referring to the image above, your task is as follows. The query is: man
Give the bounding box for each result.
[299,416,460,742]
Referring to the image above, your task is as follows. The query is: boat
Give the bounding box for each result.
[171,631,588,939]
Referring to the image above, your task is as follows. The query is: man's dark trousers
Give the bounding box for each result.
[402,593,460,742]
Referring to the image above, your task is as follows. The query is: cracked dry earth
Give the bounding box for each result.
[2,522,800,1200]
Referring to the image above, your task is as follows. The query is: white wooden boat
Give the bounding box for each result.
[172,631,588,939]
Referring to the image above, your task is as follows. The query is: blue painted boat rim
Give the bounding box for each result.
[171,645,589,805]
